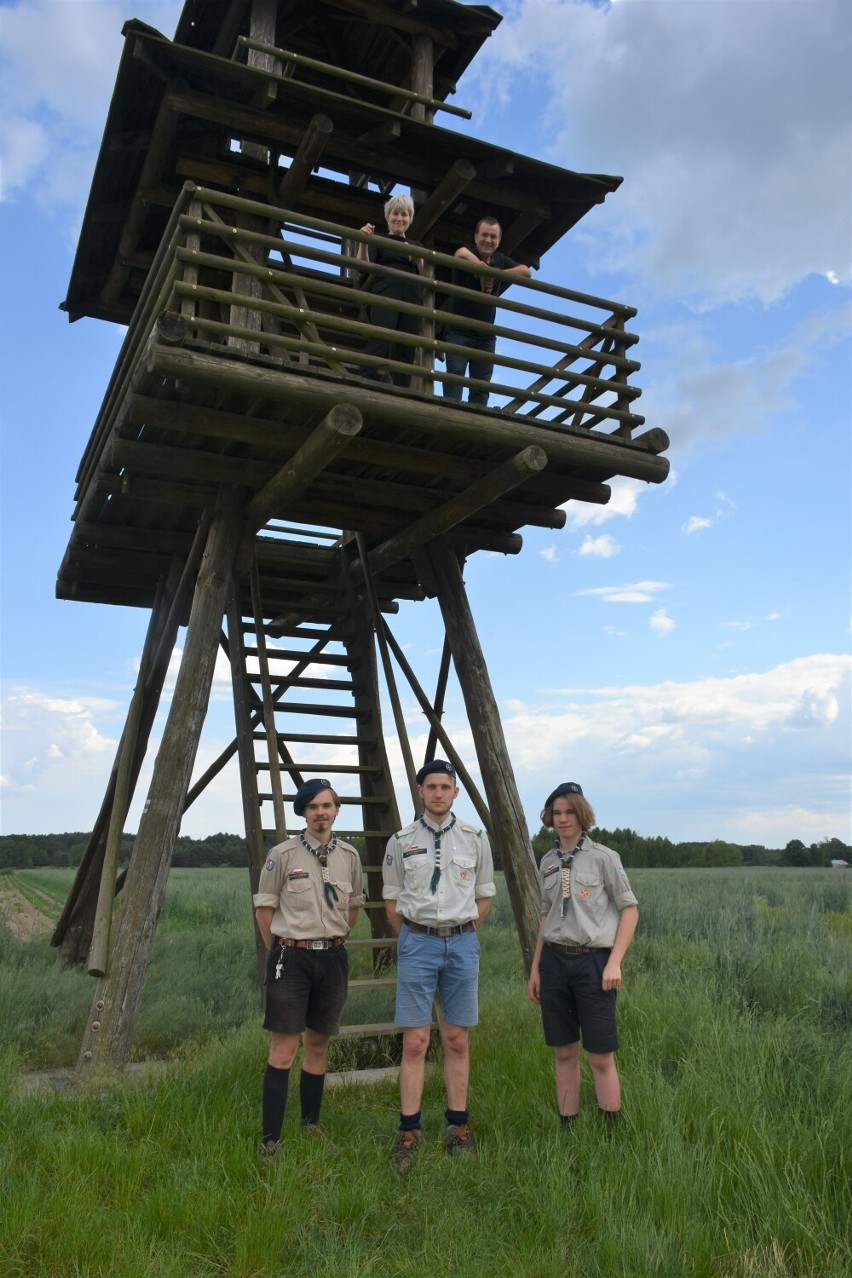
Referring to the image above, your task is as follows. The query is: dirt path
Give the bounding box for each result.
[0,884,55,940]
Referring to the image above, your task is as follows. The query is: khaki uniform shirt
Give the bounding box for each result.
[538,836,637,949]
[253,832,365,941]
[382,815,496,927]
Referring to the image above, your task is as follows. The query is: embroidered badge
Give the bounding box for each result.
[288,868,310,880]
[385,852,394,866]
[458,870,470,882]
[543,864,560,879]
[579,888,591,900]
[617,865,627,876]
[265,858,276,871]
[403,846,427,859]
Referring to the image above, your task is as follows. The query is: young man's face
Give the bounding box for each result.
[418,774,459,821]
[552,797,581,846]
[473,221,502,258]
[304,790,340,840]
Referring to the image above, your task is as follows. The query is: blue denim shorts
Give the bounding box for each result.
[394,924,480,1028]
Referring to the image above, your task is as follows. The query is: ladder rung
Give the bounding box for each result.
[244,647,351,666]
[259,732,367,746]
[249,675,358,693]
[259,793,388,805]
[337,1022,402,1038]
[348,977,397,990]
[255,763,381,775]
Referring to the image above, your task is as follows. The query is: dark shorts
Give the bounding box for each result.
[263,944,349,1038]
[538,946,619,1055]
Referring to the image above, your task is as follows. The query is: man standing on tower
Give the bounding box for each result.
[442,216,531,406]
[382,760,495,1171]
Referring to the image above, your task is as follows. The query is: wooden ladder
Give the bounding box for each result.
[230,538,410,1049]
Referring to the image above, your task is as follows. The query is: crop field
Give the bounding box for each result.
[1,866,849,1277]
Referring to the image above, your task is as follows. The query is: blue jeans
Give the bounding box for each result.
[442,327,496,405]
[394,924,481,1028]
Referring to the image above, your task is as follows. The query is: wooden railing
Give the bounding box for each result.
[75,182,645,500]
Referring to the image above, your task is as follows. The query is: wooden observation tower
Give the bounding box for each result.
[53,0,669,1072]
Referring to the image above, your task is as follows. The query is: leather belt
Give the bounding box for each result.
[544,940,602,956]
[276,937,345,950]
[403,918,476,937]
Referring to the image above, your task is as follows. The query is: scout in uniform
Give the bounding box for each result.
[528,782,639,1127]
[253,779,365,1157]
[382,759,496,1171]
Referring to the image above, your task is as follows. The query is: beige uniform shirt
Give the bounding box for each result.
[253,832,365,940]
[382,815,496,927]
[538,836,637,949]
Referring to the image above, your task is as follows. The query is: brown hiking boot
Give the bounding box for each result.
[391,1128,422,1173]
[445,1122,476,1157]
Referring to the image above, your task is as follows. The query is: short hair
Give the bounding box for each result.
[384,193,415,221]
[475,215,502,234]
[540,793,596,833]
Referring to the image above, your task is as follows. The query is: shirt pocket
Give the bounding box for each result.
[572,870,604,904]
[286,876,312,895]
[449,852,477,887]
[402,849,430,887]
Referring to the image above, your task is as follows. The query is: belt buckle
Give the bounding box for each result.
[311,940,325,950]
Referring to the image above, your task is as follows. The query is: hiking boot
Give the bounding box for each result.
[445,1122,476,1157]
[259,1139,281,1160]
[392,1127,422,1173]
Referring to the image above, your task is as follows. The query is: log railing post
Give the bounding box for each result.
[427,537,541,971]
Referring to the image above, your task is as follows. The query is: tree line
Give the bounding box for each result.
[1,828,848,871]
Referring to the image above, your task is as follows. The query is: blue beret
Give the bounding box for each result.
[416,759,457,785]
[544,781,583,809]
[293,778,334,816]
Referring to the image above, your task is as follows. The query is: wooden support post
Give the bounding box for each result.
[424,637,452,763]
[355,534,420,814]
[246,402,362,529]
[274,114,334,208]
[225,591,270,991]
[380,619,491,831]
[76,490,245,1072]
[411,159,476,240]
[427,537,541,972]
[250,554,287,842]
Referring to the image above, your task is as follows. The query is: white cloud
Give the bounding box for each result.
[504,652,852,843]
[578,579,670,604]
[684,516,712,535]
[540,544,559,563]
[565,476,644,526]
[472,0,852,307]
[578,534,620,558]
[0,1,182,212]
[649,608,676,637]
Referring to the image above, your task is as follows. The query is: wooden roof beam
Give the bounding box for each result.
[412,158,476,239]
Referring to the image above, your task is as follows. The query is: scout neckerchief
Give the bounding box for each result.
[300,831,339,909]
[556,833,586,916]
[420,813,457,894]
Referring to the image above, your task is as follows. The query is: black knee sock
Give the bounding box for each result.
[299,1069,326,1125]
[261,1064,290,1144]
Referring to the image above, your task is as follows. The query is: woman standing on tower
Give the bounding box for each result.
[528,782,639,1128]
[356,193,424,387]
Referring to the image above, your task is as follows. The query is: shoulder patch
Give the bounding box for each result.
[265,858,276,872]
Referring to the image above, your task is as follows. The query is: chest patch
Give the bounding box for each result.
[288,868,310,881]
[403,846,427,859]
[543,864,560,880]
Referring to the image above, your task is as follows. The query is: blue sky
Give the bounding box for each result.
[1,0,850,847]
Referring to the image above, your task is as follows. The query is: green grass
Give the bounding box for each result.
[2,867,849,1276]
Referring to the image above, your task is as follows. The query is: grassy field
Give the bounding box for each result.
[1,866,849,1277]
